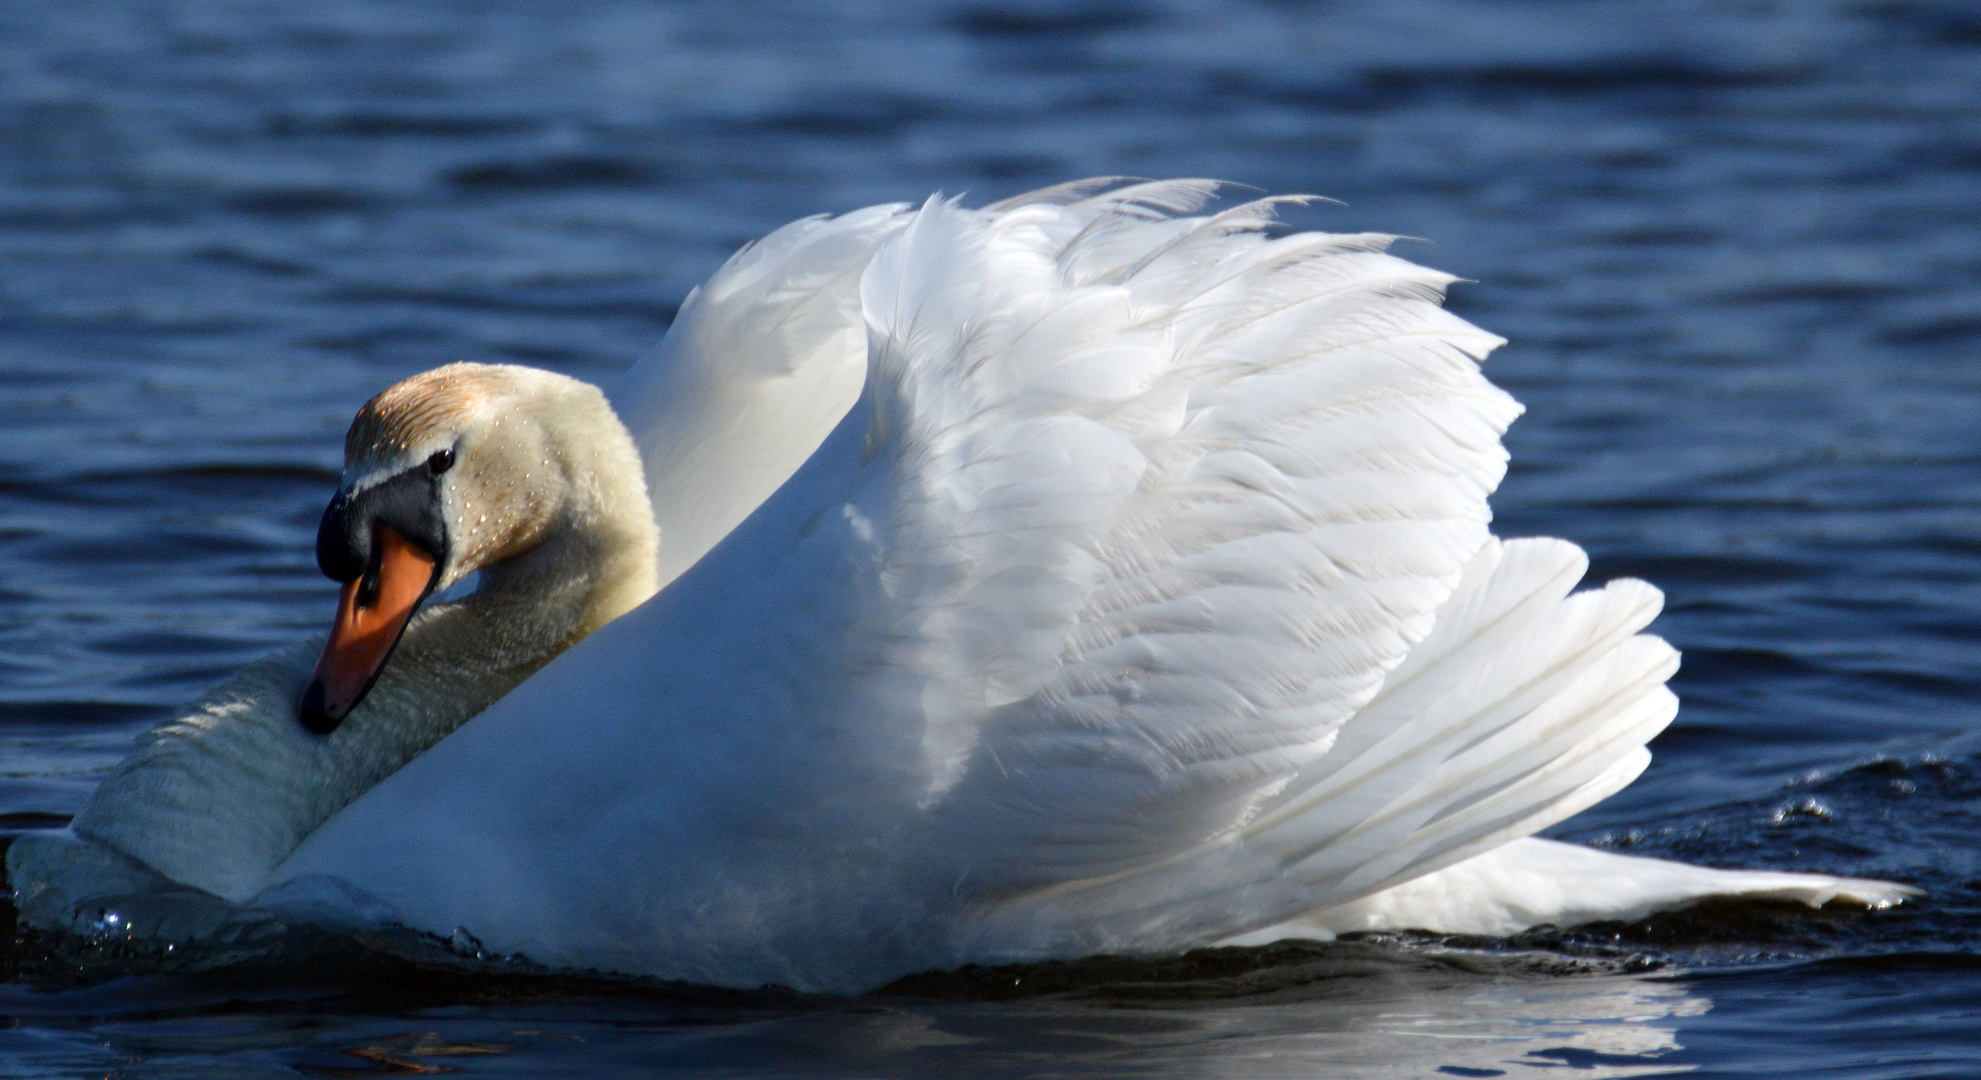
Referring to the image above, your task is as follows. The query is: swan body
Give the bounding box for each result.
[10,180,1914,992]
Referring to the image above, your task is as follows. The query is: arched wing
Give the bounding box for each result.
[844,184,1521,892]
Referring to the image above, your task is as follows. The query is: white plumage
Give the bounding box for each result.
[13,180,1914,993]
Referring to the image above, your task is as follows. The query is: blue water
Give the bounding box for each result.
[2,0,1979,1075]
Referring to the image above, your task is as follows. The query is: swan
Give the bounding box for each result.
[9,179,1915,993]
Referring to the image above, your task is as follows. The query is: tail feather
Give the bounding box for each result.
[1225,837,1921,942]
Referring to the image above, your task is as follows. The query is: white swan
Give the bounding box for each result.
[9,180,1914,993]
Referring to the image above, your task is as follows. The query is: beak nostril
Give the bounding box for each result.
[355,537,387,609]
[298,678,340,735]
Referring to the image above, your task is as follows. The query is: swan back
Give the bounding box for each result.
[612,204,910,586]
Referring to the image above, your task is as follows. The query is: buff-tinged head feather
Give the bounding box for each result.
[346,362,500,483]
[336,362,658,609]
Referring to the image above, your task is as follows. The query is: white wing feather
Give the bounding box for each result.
[870,187,1519,891]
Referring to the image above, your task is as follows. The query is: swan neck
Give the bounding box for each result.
[71,389,660,903]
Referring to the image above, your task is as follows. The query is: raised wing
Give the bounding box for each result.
[857,184,1520,893]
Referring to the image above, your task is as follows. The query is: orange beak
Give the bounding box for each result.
[297,523,439,734]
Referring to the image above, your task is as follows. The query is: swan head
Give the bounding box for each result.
[298,362,655,734]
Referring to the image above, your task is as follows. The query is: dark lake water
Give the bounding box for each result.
[2,0,1979,1075]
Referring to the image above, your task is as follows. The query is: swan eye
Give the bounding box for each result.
[427,448,455,476]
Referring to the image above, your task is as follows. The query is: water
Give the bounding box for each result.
[1,0,1978,1074]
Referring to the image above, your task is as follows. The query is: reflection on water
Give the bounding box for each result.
[0,935,1709,1078]
[1067,973,1706,1079]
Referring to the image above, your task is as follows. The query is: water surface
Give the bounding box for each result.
[2,0,1978,1075]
